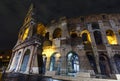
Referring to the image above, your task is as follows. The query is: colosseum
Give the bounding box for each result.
[4,4,120,81]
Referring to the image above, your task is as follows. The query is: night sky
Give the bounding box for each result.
[0,0,120,50]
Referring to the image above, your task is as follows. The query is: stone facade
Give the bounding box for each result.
[6,4,120,80]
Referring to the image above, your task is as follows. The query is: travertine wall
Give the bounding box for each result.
[7,13,120,80]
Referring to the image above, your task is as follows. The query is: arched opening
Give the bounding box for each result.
[53,28,62,39]
[81,30,91,44]
[99,54,111,76]
[86,53,97,73]
[94,31,103,45]
[49,52,61,74]
[20,49,30,72]
[70,32,82,46]
[114,54,120,73]
[9,52,21,72]
[67,52,80,73]
[92,22,100,29]
[22,27,29,41]
[82,33,90,44]
[70,32,78,38]
[106,30,118,45]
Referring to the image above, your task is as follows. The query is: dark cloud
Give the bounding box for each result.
[0,0,120,50]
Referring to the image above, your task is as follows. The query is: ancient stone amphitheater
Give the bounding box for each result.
[3,4,120,81]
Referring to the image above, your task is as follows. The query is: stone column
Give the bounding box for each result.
[46,56,50,71]
[110,57,119,74]
[26,46,34,74]
[30,45,39,74]
[114,31,120,45]
[98,20,118,74]
[87,23,101,74]
[61,47,67,74]
[108,50,119,74]
[16,48,26,72]
[28,45,36,73]
[98,20,108,45]
[37,46,44,74]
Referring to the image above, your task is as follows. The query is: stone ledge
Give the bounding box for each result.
[76,72,90,78]
[45,71,56,77]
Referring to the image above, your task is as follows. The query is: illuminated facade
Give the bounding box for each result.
[6,4,120,80]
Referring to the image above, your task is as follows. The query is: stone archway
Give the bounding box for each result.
[99,54,111,76]
[49,52,61,74]
[53,28,62,39]
[20,49,30,72]
[93,31,103,45]
[114,54,120,73]
[9,52,21,72]
[106,30,118,45]
[81,30,91,44]
[86,53,97,73]
[67,51,80,73]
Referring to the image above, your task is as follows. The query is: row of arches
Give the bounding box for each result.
[82,29,118,45]
[48,52,120,76]
[49,27,119,45]
[86,53,111,75]
[9,49,30,73]
[49,52,80,74]
[8,49,120,75]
